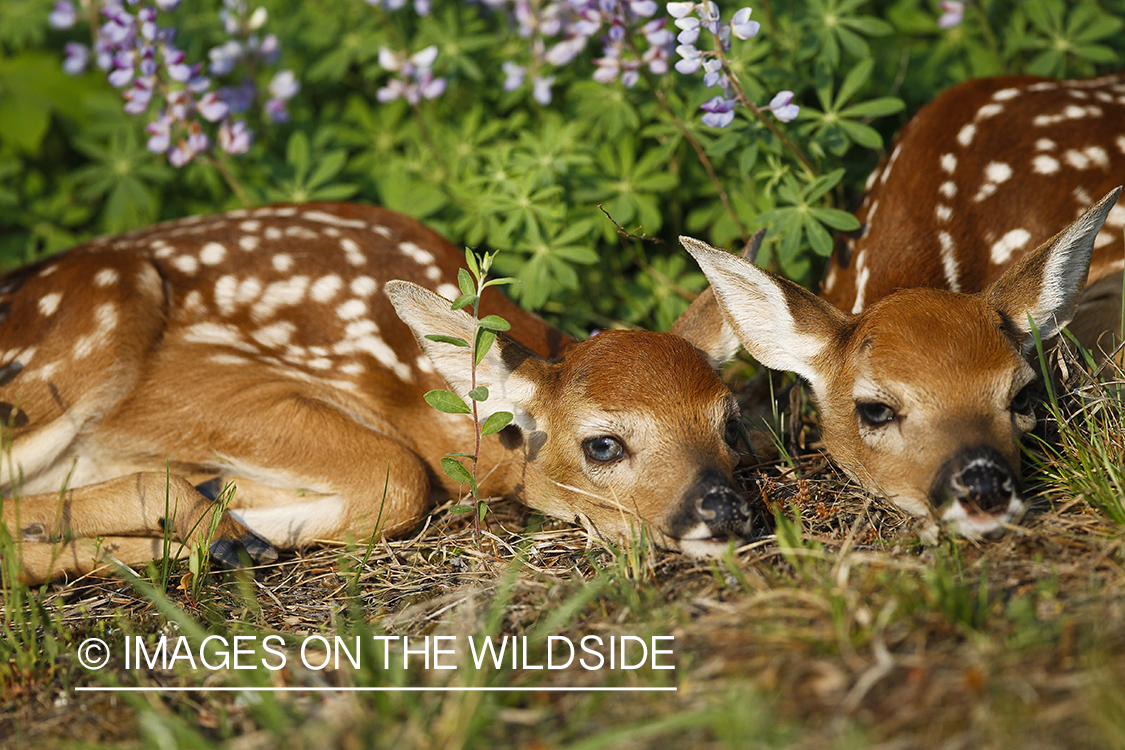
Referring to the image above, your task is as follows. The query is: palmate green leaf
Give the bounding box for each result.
[480,411,513,436]
[424,389,471,414]
[840,97,906,119]
[811,207,860,231]
[425,334,469,347]
[286,131,311,184]
[838,119,884,150]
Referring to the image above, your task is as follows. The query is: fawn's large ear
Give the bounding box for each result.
[385,281,547,430]
[670,229,765,368]
[985,187,1120,350]
[681,236,847,393]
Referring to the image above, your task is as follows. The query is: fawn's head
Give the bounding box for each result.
[387,281,755,555]
[686,188,1120,537]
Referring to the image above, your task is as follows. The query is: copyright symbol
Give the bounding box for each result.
[78,638,111,670]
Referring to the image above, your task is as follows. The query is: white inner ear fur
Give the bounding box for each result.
[385,280,539,431]
[680,236,832,392]
[1017,187,1120,343]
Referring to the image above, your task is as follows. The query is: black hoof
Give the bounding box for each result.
[209,532,277,569]
[194,477,225,501]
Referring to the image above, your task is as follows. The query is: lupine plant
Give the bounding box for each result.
[3,0,1124,332]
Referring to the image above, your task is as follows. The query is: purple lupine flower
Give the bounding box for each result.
[700,95,736,127]
[502,61,526,90]
[219,118,251,154]
[267,69,299,100]
[198,91,229,121]
[675,16,701,45]
[146,113,173,153]
[766,90,799,122]
[666,2,694,18]
[209,40,243,75]
[674,44,701,74]
[938,1,964,28]
[123,80,154,113]
[62,42,90,75]
[730,7,760,39]
[702,57,724,87]
[49,1,78,29]
[532,75,555,104]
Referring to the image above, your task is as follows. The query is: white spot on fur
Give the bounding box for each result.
[938,231,961,292]
[1118,135,1125,156]
[1064,149,1091,170]
[340,362,364,376]
[350,276,377,297]
[38,293,62,316]
[336,299,367,320]
[1028,82,1058,92]
[251,276,310,322]
[990,229,1031,265]
[172,255,199,274]
[311,275,343,303]
[307,357,333,370]
[340,237,366,266]
[94,268,119,287]
[239,220,261,232]
[265,227,283,241]
[239,235,260,251]
[973,161,1012,202]
[371,225,393,238]
[425,266,442,281]
[237,277,262,305]
[400,241,436,266]
[992,87,1020,101]
[272,254,294,272]
[1073,187,1093,208]
[251,321,296,348]
[214,275,239,316]
[436,283,459,301]
[183,290,205,313]
[415,355,435,374]
[1107,205,1125,227]
[209,354,251,366]
[200,242,227,265]
[1033,155,1060,175]
[940,153,957,174]
[1036,138,1056,151]
[183,322,259,352]
[975,102,1004,120]
[956,123,976,146]
[939,181,957,199]
[300,210,367,229]
[935,204,952,222]
[284,225,318,240]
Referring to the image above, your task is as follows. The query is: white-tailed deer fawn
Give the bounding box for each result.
[685,72,1125,539]
[1,203,754,584]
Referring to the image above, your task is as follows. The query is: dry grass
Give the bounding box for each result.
[3,371,1125,750]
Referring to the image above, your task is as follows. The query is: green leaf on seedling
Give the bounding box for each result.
[468,386,489,401]
[483,277,520,289]
[474,329,497,366]
[425,334,469,347]
[458,268,475,296]
[478,315,511,332]
[425,389,471,414]
[449,504,474,514]
[451,293,478,311]
[477,502,489,523]
[464,248,480,278]
[442,456,475,487]
[480,411,513,436]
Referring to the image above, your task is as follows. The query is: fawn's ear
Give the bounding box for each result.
[985,187,1120,349]
[385,281,547,429]
[670,229,765,368]
[681,236,847,393]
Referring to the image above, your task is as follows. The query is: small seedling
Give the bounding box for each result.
[422,248,518,545]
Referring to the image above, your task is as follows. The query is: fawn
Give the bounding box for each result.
[1,203,754,583]
[685,73,1125,538]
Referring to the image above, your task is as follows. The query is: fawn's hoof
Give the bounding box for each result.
[209,531,278,568]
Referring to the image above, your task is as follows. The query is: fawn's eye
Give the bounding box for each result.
[857,401,896,427]
[583,436,625,463]
[1010,384,1035,417]
[725,418,742,448]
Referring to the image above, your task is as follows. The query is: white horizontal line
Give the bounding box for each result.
[76,686,677,693]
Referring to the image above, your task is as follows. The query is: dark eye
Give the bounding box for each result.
[725,417,742,448]
[583,436,625,463]
[1011,384,1035,416]
[857,401,896,427]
